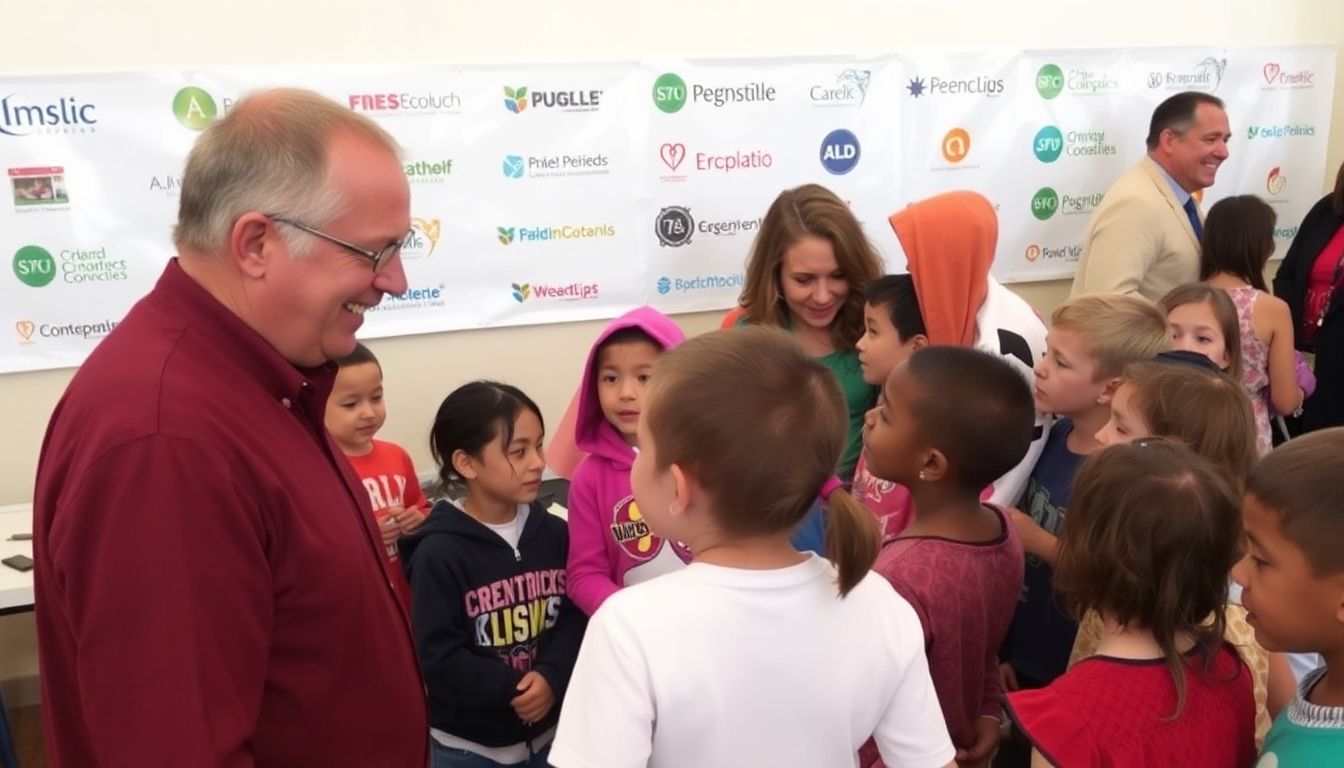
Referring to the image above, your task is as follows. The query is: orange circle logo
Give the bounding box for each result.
[1025,244,1042,262]
[942,128,971,163]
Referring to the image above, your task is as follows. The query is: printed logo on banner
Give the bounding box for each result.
[510,281,600,303]
[1031,188,1060,221]
[14,317,118,344]
[172,87,231,131]
[367,284,447,313]
[347,91,463,116]
[1246,124,1315,140]
[655,272,745,295]
[820,129,860,175]
[1261,62,1315,90]
[1060,191,1105,216]
[10,166,69,211]
[1147,57,1227,92]
[1275,225,1300,240]
[495,223,617,245]
[1026,242,1082,263]
[403,218,442,258]
[0,95,97,137]
[652,72,776,111]
[405,158,453,184]
[13,244,127,287]
[502,152,609,179]
[941,128,971,164]
[809,69,871,107]
[148,173,183,196]
[656,206,694,247]
[1032,126,1117,162]
[906,73,1005,98]
[659,143,686,173]
[504,85,602,113]
[1266,166,1288,201]
[1034,63,1120,98]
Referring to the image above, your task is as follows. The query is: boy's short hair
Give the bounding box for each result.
[1247,428,1344,576]
[865,274,926,341]
[335,342,380,371]
[1051,293,1169,379]
[905,346,1035,491]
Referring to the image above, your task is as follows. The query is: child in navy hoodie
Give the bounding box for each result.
[401,381,585,767]
[564,307,689,616]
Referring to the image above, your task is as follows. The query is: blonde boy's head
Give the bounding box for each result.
[1050,294,1170,380]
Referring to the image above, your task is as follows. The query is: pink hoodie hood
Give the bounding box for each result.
[574,307,685,468]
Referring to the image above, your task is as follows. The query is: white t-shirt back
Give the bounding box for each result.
[549,554,954,768]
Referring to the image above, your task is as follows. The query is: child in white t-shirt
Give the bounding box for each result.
[549,327,955,768]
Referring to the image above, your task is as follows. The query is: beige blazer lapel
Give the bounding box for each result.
[1139,156,1201,251]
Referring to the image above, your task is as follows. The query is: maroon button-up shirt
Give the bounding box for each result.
[33,260,428,767]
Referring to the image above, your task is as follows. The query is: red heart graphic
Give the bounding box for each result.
[659,142,686,172]
[1263,63,1281,85]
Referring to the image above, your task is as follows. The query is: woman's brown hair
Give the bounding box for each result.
[644,326,879,595]
[1198,195,1276,291]
[1120,361,1258,492]
[1159,283,1244,381]
[1055,439,1243,718]
[738,184,883,351]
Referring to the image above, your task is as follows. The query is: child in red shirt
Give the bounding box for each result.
[1006,439,1257,767]
[859,346,1034,768]
[327,342,427,606]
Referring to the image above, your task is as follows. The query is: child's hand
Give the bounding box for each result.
[1008,507,1050,558]
[998,662,1019,693]
[955,717,1001,768]
[510,671,555,725]
[378,513,401,546]
[393,505,427,535]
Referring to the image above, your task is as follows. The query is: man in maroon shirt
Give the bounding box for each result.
[32,89,429,766]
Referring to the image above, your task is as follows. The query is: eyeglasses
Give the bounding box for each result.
[269,215,411,273]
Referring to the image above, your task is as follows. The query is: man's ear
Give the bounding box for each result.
[230,212,278,279]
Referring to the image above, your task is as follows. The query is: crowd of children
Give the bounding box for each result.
[321,184,1344,768]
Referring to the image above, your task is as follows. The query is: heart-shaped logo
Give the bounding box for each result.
[411,217,441,255]
[1263,62,1282,85]
[659,142,686,172]
[15,320,35,340]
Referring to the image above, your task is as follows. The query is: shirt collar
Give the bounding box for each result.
[149,259,338,411]
[1152,158,1194,207]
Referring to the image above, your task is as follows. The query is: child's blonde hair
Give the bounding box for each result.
[1050,293,1169,379]
[1121,361,1257,492]
[644,326,879,595]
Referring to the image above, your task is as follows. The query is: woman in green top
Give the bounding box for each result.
[735,183,883,482]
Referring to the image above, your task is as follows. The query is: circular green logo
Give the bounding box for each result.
[653,73,687,113]
[1035,64,1064,99]
[13,245,56,287]
[1033,125,1064,163]
[173,87,218,130]
[1031,187,1060,220]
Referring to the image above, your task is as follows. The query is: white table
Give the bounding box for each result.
[0,503,34,615]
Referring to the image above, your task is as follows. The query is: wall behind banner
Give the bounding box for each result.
[0,0,1343,701]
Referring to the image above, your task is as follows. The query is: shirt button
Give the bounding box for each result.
[281,397,292,409]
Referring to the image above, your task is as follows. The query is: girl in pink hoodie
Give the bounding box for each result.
[563,307,690,615]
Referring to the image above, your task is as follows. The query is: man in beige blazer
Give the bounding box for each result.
[1071,92,1232,300]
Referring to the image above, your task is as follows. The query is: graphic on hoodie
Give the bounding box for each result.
[561,307,693,615]
[610,494,693,563]
[467,567,566,670]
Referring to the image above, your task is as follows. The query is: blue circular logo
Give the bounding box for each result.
[656,276,671,295]
[1033,126,1064,163]
[820,129,860,175]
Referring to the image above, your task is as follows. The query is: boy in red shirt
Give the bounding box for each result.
[327,342,427,605]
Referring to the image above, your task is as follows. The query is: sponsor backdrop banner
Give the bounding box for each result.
[1,46,1334,373]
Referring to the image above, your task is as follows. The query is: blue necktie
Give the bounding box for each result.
[1183,197,1203,240]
